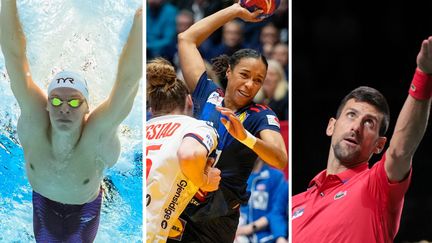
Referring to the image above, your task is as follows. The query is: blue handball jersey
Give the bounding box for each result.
[192,72,281,204]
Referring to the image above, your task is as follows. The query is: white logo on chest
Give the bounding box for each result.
[292,207,305,219]
[334,191,347,200]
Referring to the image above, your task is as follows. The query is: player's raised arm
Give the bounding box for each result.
[178,3,262,93]
[385,36,432,182]
[88,7,142,131]
[0,0,48,123]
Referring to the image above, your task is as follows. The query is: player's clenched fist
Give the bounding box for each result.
[201,167,221,192]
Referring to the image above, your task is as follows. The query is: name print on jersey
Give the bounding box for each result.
[147,122,181,140]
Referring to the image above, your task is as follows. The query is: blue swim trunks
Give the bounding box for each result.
[32,189,103,243]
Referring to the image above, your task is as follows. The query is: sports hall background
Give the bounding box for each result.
[292,1,432,241]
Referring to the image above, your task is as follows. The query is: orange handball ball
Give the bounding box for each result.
[239,0,281,19]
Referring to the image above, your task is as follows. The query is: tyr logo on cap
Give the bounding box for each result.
[56,77,75,84]
[48,70,89,100]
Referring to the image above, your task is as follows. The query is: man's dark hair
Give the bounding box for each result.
[336,86,390,136]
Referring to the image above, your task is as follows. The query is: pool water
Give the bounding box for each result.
[0,0,142,242]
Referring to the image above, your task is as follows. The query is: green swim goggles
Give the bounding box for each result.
[50,97,84,108]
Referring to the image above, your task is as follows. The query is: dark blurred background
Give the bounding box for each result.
[292,1,432,242]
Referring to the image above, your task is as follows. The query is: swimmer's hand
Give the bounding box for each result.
[231,3,264,23]
[134,6,142,21]
[217,106,248,141]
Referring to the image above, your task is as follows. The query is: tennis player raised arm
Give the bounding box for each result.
[0,0,48,129]
[385,36,432,182]
[178,4,287,169]
[85,8,142,136]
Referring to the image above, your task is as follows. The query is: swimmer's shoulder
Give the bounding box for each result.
[17,117,49,148]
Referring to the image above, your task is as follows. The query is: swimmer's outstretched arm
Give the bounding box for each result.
[217,106,287,169]
[385,36,432,182]
[87,7,142,131]
[178,3,262,93]
[0,0,48,128]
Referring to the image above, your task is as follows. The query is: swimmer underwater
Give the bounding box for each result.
[0,1,142,241]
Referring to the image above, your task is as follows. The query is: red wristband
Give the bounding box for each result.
[408,68,432,100]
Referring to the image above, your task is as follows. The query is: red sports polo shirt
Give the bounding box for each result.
[292,153,411,243]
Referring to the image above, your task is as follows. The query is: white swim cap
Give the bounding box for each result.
[48,71,89,100]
